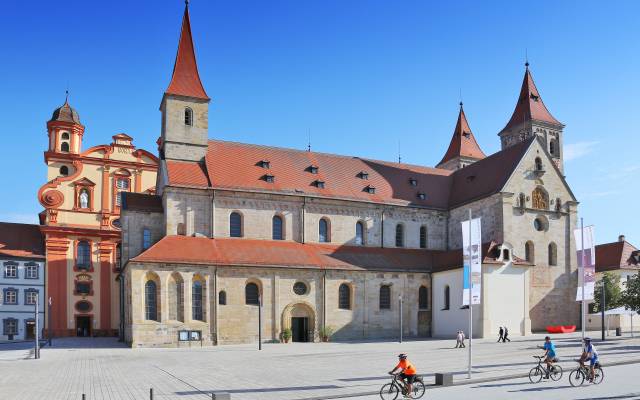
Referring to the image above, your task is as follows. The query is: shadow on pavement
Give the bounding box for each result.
[175,385,341,395]
[573,393,640,400]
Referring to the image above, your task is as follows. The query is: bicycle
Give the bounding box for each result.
[529,355,563,383]
[379,373,426,400]
[569,359,604,386]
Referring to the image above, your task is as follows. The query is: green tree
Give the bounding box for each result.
[620,273,640,313]
[592,272,622,313]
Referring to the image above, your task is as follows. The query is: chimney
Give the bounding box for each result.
[618,235,626,242]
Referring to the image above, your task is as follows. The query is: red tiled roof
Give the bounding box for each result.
[166,160,210,187]
[502,66,562,132]
[0,223,45,259]
[122,193,163,213]
[438,104,486,166]
[596,241,640,272]
[165,5,209,100]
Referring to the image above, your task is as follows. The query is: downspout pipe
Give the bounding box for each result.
[302,197,306,244]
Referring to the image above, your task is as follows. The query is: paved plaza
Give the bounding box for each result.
[1,332,639,400]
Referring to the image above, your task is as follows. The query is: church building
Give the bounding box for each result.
[121,3,579,347]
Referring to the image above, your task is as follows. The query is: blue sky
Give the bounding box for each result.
[0,1,638,245]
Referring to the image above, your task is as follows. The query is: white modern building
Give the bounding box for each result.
[0,223,46,341]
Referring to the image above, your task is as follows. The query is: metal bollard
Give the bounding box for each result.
[150,388,153,400]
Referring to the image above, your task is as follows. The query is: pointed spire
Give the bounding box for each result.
[501,64,561,132]
[437,103,486,167]
[165,2,209,100]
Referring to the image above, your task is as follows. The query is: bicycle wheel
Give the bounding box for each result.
[529,366,543,383]
[549,365,563,381]
[592,366,604,385]
[569,369,584,387]
[379,383,399,400]
[410,379,426,399]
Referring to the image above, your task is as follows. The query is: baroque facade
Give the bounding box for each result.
[121,3,580,347]
[38,95,158,337]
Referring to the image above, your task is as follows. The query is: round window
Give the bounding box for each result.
[293,282,308,295]
[533,217,547,232]
[111,219,121,229]
[75,300,92,313]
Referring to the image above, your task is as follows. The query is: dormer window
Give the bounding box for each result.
[409,178,417,186]
[258,160,270,169]
[263,174,275,183]
[417,192,426,200]
[309,165,319,174]
[364,185,376,194]
[184,107,193,126]
[314,180,325,189]
[462,131,471,138]
[530,94,540,102]
[358,171,369,180]
[466,175,476,182]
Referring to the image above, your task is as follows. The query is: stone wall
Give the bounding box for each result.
[160,96,209,162]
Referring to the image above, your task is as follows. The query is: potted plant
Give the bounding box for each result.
[320,326,334,342]
[282,328,292,343]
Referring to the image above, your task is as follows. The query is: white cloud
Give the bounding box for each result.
[0,213,39,224]
[564,141,599,162]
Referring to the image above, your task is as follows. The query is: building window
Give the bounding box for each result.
[143,228,152,250]
[272,215,283,240]
[534,217,547,232]
[338,284,351,310]
[293,282,308,295]
[409,178,418,186]
[535,157,544,172]
[25,289,38,305]
[60,142,70,152]
[192,280,204,321]
[319,218,330,243]
[519,193,526,208]
[75,281,91,296]
[75,301,92,313]
[548,242,558,266]
[24,263,38,279]
[218,290,227,305]
[531,187,549,210]
[185,107,193,126]
[258,160,270,169]
[355,221,365,246]
[443,285,450,310]
[76,241,91,270]
[263,174,275,183]
[419,226,427,249]
[3,288,17,305]
[245,282,260,305]
[358,171,369,180]
[60,165,69,176]
[115,177,130,208]
[115,244,122,271]
[525,241,535,263]
[4,263,17,278]
[61,132,70,140]
[365,185,376,194]
[314,180,325,189]
[309,165,319,174]
[144,280,158,321]
[395,224,404,247]
[549,139,557,156]
[230,212,242,237]
[3,318,18,336]
[418,286,429,310]
[379,285,391,309]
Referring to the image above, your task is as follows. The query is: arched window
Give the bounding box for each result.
[525,241,535,263]
[419,226,427,249]
[61,142,70,152]
[218,290,227,305]
[272,215,283,240]
[519,193,526,208]
[76,241,91,269]
[319,218,329,243]
[61,132,70,140]
[379,285,391,309]
[192,280,204,321]
[144,280,158,321]
[548,242,558,266]
[230,212,242,237]
[143,228,151,249]
[549,139,557,156]
[59,166,69,176]
[355,221,364,246]
[184,107,193,126]
[535,157,544,171]
[532,187,549,210]
[338,283,351,310]
[419,286,429,309]
[245,282,260,305]
[395,224,404,247]
[443,285,450,310]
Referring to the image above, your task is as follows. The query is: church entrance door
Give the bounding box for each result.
[76,316,91,337]
[291,317,309,342]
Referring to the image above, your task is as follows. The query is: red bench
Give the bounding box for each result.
[546,325,576,333]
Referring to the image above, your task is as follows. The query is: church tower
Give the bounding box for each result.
[159,2,210,162]
[436,103,486,171]
[47,93,85,155]
[499,63,565,172]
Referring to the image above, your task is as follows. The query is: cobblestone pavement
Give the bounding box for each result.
[1,332,639,400]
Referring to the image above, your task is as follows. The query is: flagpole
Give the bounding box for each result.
[581,217,585,341]
[468,208,472,379]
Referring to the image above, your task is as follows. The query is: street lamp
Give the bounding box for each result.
[399,294,403,344]
[258,294,262,351]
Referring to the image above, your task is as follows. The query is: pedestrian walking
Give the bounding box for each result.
[503,326,511,342]
[498,326,504,342]
[460,330,466,348]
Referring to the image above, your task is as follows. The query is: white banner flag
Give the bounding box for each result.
[574,225,596,301]
[462,217,482,305]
